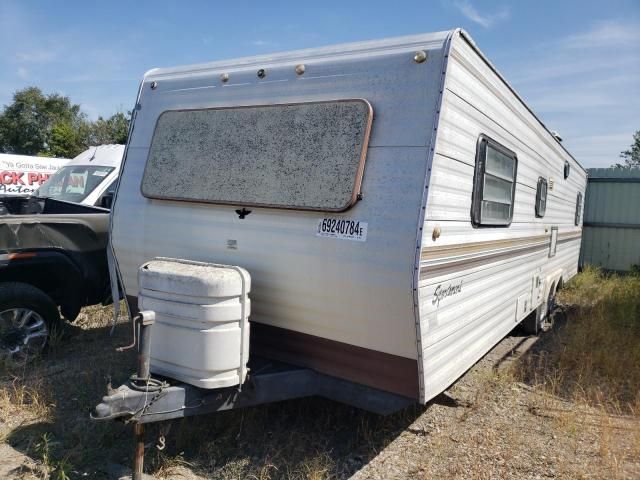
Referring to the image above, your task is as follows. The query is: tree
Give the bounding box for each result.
[0,87,86,157]
[88,111,130,145]
[0,87,131,158]
[46,121,87,158]
[613,130,640,169]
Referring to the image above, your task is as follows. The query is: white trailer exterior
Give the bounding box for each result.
[111,29,586,404]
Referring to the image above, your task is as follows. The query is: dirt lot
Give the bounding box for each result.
[1,269,639,479]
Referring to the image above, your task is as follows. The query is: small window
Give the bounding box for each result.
[471,135,518,227]
[105,178,118,195]
[575,192,582,226]
[535,177,548,218]
[564,161,570,179]
[549,226,558,257]
[95,179,118,208]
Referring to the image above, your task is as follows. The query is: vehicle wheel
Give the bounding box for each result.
[0,282,61,362]
[522,284,556,335]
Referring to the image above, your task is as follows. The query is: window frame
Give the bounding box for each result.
[535,176,548,218]
[549,226,558,258]
[95,178,118,208]
[471,134,519,228]
[140,99,373,213]
[575,191,583,226]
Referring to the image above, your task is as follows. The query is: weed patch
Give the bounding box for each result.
[519,266,640,414]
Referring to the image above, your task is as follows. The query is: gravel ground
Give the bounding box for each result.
[1,306,638,479]
[353,331,639,480]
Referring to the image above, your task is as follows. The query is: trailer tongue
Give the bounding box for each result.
[92,260,411,478]
[92,356,410,423]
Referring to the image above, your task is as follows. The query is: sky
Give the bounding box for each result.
[0,0,638,167]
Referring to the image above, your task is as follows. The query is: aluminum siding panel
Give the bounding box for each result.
[112,34,449,363]
[417,32,587,402]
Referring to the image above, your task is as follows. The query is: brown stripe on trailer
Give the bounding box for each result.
[125,296,420,400]
[251,323,419,399]
[420,231,582,278]
[420,231,582,261]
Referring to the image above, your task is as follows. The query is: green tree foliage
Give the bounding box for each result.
[0,86,130,159]
[88,112,130,145]
[47,121,85,158]
[613,130,640,169]
[0,87,83,156]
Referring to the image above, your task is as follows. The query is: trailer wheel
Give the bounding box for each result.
[0,282,61,362]
[522,284,556,335]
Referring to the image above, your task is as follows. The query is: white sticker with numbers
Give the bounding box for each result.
[316,218,368,242]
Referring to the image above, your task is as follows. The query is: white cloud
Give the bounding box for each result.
[562,21,640,49]
[0,1,141,120]
[507,53,639,85]
[251,39,280,49]
[527,90,622,112]
[453,1,509,29]
[15,49,57,63]
[498,20,640,167]
[565,132,635,167]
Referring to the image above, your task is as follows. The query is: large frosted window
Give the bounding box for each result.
[141,100,373,212]
[471,136,518,226]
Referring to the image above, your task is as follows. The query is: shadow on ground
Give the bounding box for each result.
[2,315,430,479]
[3,309,542,479]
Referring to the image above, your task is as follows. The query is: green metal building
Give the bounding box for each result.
[580,168,640,272]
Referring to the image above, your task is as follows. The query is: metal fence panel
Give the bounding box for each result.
[580,168,640,271]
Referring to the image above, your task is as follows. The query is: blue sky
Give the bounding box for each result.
[1,0,638,167]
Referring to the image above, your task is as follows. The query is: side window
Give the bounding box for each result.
[564,161,571,179]
[105,179,117,195]
[471,135,518,227]
[95,179,118,209]
[535,177,548,218]
[575,192,583,226]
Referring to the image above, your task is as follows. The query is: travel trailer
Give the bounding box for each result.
[34,144,124,208]
[95,30,586,465]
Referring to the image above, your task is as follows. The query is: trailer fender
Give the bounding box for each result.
[543,268,564,310]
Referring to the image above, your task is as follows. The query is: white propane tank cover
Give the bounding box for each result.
[138,258,251,389]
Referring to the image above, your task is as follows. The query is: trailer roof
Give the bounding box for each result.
[144,30,452,79]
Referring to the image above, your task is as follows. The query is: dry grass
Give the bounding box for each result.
[0,303,133,479]
[0,376,52,424]
[1,271,639,479]
[519,266,640,415]
[511,266,640,478]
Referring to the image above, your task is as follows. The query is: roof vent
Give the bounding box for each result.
[551,131,563,142]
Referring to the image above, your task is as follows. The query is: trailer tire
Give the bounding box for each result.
[522,284,556,335]
[0,282,61,360]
